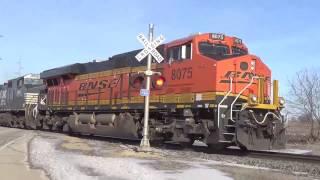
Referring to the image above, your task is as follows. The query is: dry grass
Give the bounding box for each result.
[286,121,318,144]
[286,120,320,155]
[287,121,312,135]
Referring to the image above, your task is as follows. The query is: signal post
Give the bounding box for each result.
[135,24,165,151]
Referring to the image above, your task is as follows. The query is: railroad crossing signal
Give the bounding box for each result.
[135,33,165,63]
[135,24,165,152]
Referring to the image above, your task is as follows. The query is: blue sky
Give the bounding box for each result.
[0,0,319,95]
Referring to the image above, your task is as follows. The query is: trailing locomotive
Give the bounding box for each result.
[0,74,43,128]
[0,33,286,150]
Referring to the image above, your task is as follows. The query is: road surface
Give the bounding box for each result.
[0,127,48,180]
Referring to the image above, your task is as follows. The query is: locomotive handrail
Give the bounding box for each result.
[248,110,282,125]
[217,76,233,128]
[230,76,259,122]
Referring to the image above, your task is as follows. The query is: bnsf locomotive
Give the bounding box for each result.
[0,33,286,150]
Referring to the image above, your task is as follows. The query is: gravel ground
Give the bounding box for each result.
[27,131,320,180]
[88,138,320,179]
[287,142,320,156]
[178,149,320,178]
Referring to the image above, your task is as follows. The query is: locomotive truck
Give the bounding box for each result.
[0,33,286,150]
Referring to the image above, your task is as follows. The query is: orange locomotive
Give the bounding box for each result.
[38,33,286,150]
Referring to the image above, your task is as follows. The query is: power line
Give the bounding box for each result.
[16,59,23,76]
[0,35,3,60]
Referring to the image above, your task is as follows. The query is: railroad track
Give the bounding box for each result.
[158,141,320,164]
[83,135,320,164]
[22,128,320,164]
[247,150,320,164]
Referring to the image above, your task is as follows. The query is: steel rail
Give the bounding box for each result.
[247,150,320,164]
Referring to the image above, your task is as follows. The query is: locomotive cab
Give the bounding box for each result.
[162,33,286,150]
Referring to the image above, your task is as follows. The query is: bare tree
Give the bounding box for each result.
[288,68,320,140]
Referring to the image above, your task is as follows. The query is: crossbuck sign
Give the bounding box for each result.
[135,33,165,63]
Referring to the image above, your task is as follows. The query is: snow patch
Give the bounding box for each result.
[30,137,232,180]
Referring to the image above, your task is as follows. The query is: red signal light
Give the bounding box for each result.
[156,77,165,86]
[134,76,144,85]
[152,75,166,89]
[130,74,145,89]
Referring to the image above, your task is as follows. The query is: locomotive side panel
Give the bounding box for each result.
[72,74,122,106]
[0,85,7,110]
[5,78,26,111]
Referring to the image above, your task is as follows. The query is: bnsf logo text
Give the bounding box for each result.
[220,71,270,84]
[79,78,120,91]
[224,71,256,79]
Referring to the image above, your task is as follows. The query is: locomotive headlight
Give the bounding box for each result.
[279,97,285,105]
[251,95,257,103]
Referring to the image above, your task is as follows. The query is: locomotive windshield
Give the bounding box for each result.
[24,78,43,85]
[232,46,248,56]
[23,74,43,85]
[199,42,248,60]
[198,42,230,60]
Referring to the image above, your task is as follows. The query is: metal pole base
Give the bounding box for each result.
[139,138,151,152]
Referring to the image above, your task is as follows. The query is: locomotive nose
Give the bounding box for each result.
[237,55,270,77]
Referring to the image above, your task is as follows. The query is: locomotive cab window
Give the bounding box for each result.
[198,42,230,60]
[167,43,192,62]
[24,78,43,85]
[232,46,248,56]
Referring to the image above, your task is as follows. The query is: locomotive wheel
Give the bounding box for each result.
[180,136,197,148]
[238,144,248,151]
[62,123,72,134]
[180,140,195,148]
[8,121,13,128]
[207,143,228,152]
[18,121,25,129]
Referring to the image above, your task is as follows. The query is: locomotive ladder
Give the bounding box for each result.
[221,103,242,143]
[219,76,258,143]
[217,75,234,143]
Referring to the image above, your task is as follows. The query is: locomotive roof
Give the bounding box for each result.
[40,32,245,80]
[40,45,164,79]
[6,73,40,81]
